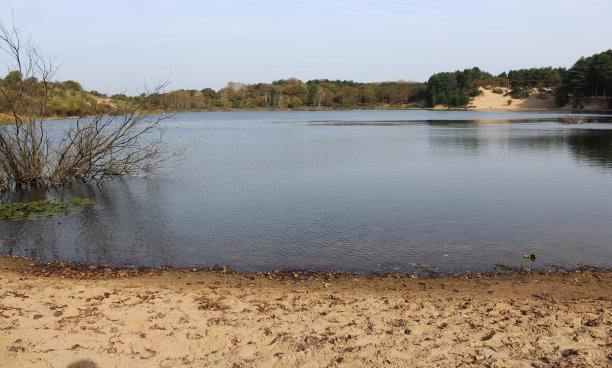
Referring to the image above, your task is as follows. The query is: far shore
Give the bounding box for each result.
[1,255,610,367]
[30,105,612,123]
[3,93,611,125]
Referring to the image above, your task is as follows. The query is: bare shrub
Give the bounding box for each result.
[0,19,186,191]
[562,112,598,125]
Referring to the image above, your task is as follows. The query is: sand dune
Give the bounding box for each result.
[468,88,555,110]
[466,88,611,111]
[1,258,610,367]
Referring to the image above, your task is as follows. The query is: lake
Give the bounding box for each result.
[1,110,612,273]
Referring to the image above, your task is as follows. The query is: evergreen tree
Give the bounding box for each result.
[307,84,318,106]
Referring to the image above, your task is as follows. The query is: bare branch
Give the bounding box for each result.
[0,19,189,191]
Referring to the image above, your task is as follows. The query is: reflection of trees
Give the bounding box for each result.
[66,178,175,266]
[426,121,486,156]
[0,188,60,261]
[427,122,612,169]
[0,177,176,266]
[0,220,61,261]
[567,129,612,168]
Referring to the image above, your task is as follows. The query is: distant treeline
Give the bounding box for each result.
[1,50,610,117]
[425,49,611,108]
[425,66,567,106]
[112,78,428,111]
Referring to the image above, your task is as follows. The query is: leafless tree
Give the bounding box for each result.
[0,18,185,191]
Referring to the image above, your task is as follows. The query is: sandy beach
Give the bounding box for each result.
[0,256,610,367]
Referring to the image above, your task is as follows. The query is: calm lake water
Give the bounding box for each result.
[1,110,612,273]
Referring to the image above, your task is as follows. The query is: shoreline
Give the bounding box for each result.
[31,106,612,122]
[6,108,610,128]
[1,255,611,367]
[1,254,609,280]
[130,106,612,114]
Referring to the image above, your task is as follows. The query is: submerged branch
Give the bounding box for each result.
[562,112,599,125]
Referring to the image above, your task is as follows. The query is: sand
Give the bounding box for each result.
[0,258,610,367]
[464,88,611,111]
[465,87,554,111]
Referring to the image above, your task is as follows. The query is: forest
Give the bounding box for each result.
[1,50,611,118]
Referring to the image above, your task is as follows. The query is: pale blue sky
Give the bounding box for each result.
[1,0,611,95]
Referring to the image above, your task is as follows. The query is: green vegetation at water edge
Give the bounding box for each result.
[0,198,101,220]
